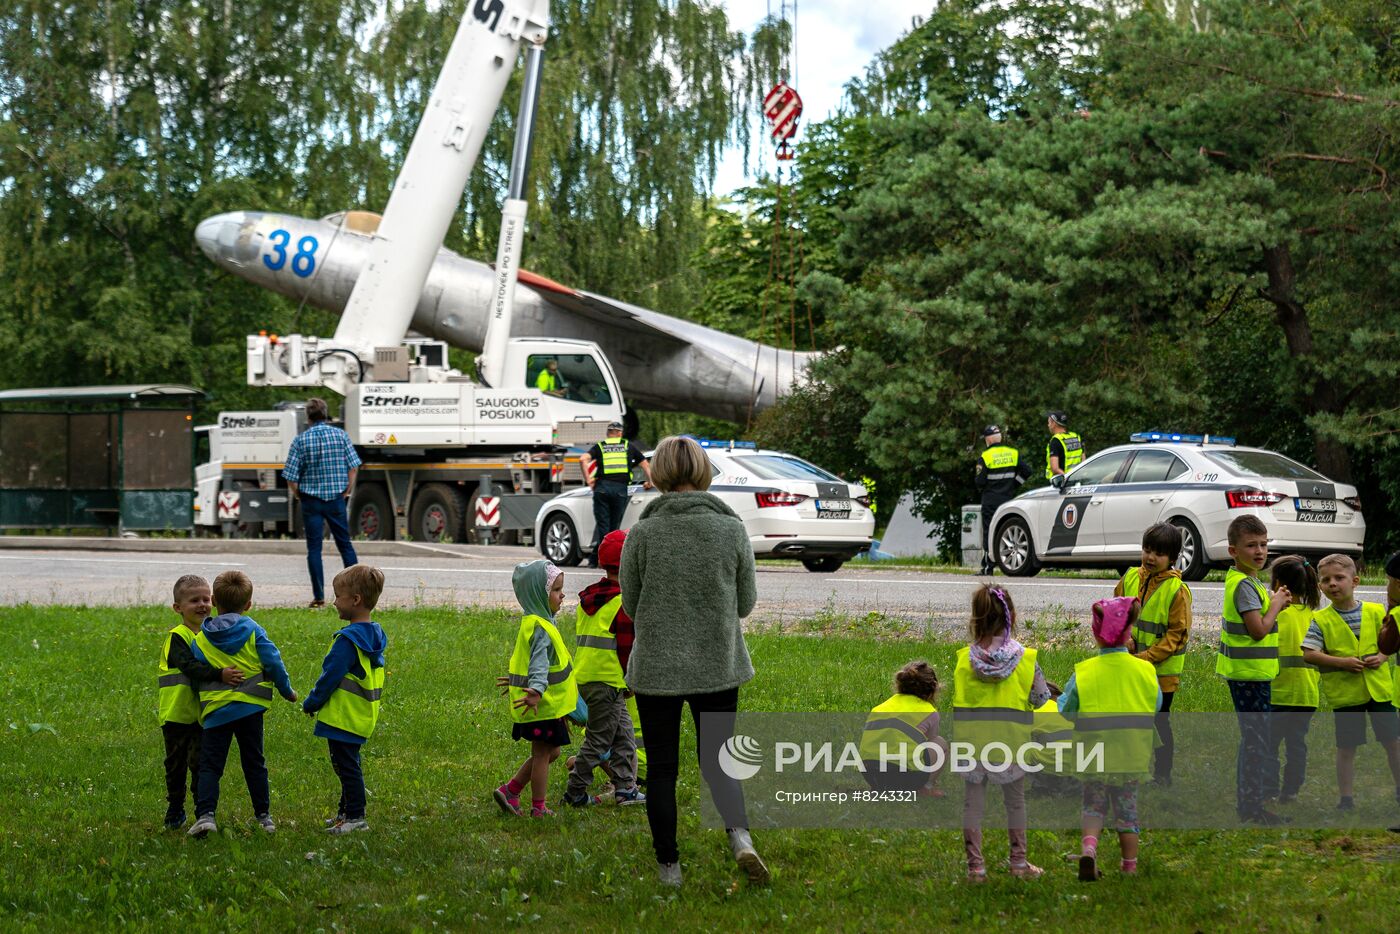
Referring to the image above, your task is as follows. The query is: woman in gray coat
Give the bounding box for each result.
[619,435,767,888]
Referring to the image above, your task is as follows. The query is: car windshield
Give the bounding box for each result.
[1204,450,1327,481]
[732,454,841,482]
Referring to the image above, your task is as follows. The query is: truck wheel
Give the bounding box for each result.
[1171,518,1207,582]
[541,513,581,566]
[350,484,394,541]
[802,557,846,573]
[994,516,1041,577]
[411,483,467,543]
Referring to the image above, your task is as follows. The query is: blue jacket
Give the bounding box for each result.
[192,613,295,728]
[302,621,387,745]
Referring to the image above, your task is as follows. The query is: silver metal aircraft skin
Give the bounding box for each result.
[196,210,815,422]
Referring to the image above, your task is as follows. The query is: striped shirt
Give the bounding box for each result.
[282,423,362,500]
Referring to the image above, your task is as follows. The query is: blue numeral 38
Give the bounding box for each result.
[263,229,318,278]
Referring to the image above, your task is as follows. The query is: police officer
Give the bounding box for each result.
[580,422,652,567]
[976,425,1030,575]
[1045,411,1084,480]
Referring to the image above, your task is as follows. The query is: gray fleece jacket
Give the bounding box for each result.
[619,491,757,696]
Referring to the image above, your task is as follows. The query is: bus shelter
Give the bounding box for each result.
[0,384,202,534]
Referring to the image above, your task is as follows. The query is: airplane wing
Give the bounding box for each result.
[517,269,691,349]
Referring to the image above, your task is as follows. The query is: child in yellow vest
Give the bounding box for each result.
[494,560,580,818]
[564,530,645,808]
[1267,556,1321,804]
[301,566,388,835]
[953,585,1052,882]
[1113,522,1191,786]
[1059,597,1160,880]
[187,571,299,838]
[859,660,945,795]
[158,575,244,830]
[1301,554,1400,812]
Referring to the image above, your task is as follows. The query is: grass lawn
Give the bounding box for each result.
[3,604,1399,932]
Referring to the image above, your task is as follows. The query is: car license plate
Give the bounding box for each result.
[1295,498,1336,511]
[816,499,851,519]
[1295,498,1336,523]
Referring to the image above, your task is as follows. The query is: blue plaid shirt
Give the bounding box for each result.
[282,423,362,500]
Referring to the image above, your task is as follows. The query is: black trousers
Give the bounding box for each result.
[980,497,1009,569]
[1154,689,1175,781]
[329,739,367,820]
[195,711,269,818]
[591,481,629,556]
[161,722,202,818]
[634,688,748,865]
[1268,704,1316,799]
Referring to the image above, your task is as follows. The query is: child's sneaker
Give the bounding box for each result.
[324,813,346,828]
[1009,861,1044,879]
[613,786,647,807]
[562,791,602,808]
[327,818,369,835]
[163,811,187,831]
[187,814,217,838]
[530,805,555,818]
[255,813,276,833]
[493,785,522,816]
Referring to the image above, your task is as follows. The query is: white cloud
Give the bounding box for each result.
[714,0,931,193]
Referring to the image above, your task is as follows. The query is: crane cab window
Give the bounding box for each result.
[526,354,613,406]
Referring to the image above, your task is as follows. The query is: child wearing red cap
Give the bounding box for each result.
[562,529,646,807]
[1058,596,1161,881]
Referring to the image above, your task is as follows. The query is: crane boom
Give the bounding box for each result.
[332,0,550,365]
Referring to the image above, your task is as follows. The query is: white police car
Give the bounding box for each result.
[989,432,1365,581]
[534,440,875,572]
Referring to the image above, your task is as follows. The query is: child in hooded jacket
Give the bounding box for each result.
[302,565,388,835]
[494,560,580,818]
[1059,597,1160,881]
[953,584,1052,882]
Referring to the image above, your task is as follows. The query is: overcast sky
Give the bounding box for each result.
[713,0,932,194]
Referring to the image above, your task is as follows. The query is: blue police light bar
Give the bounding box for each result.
[694,438,759,450]
[1130,430,1236,446]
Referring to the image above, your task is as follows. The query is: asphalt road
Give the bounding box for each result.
[0,546,1387,632]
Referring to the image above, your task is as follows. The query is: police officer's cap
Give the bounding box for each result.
[982,425,1002,438]
[1047,411,1069,426]
[607,421,625,431]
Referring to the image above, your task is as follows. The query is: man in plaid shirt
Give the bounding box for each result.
[282,398,361,608]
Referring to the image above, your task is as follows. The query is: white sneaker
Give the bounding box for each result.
[187,814,217,838]
[727,828,770,884]
[657,861,682,888]
[327,818,369,835]
[255,813,276,833]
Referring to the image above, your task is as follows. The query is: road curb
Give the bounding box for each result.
[0,536,535,561]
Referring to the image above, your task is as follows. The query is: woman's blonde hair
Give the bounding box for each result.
[650,436,712,492]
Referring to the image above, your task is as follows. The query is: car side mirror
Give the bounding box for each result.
[1051,474,1068,493]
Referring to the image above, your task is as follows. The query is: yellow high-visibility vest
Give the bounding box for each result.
[1215,568,1278,681]
[316,638,384,740]
[1121,568,1189,678]
[1272,604,1320,707]
[1073,651,1158,777]
[192,630,274,718]
[507,615,579,722]
[952,646,1037,758]
[1315,602,1393,707]
[157,624,201,725]
[859,693,936,770]
[574,596,626,688]
[1045,432,1084,479]
[598,442,631,479]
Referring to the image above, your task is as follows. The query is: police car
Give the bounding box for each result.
[534,440,875,572]
[989,432,1366,581]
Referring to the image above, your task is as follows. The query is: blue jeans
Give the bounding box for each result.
[302,494,358,602]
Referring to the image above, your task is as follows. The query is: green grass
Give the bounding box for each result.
[3,605,1400,932]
